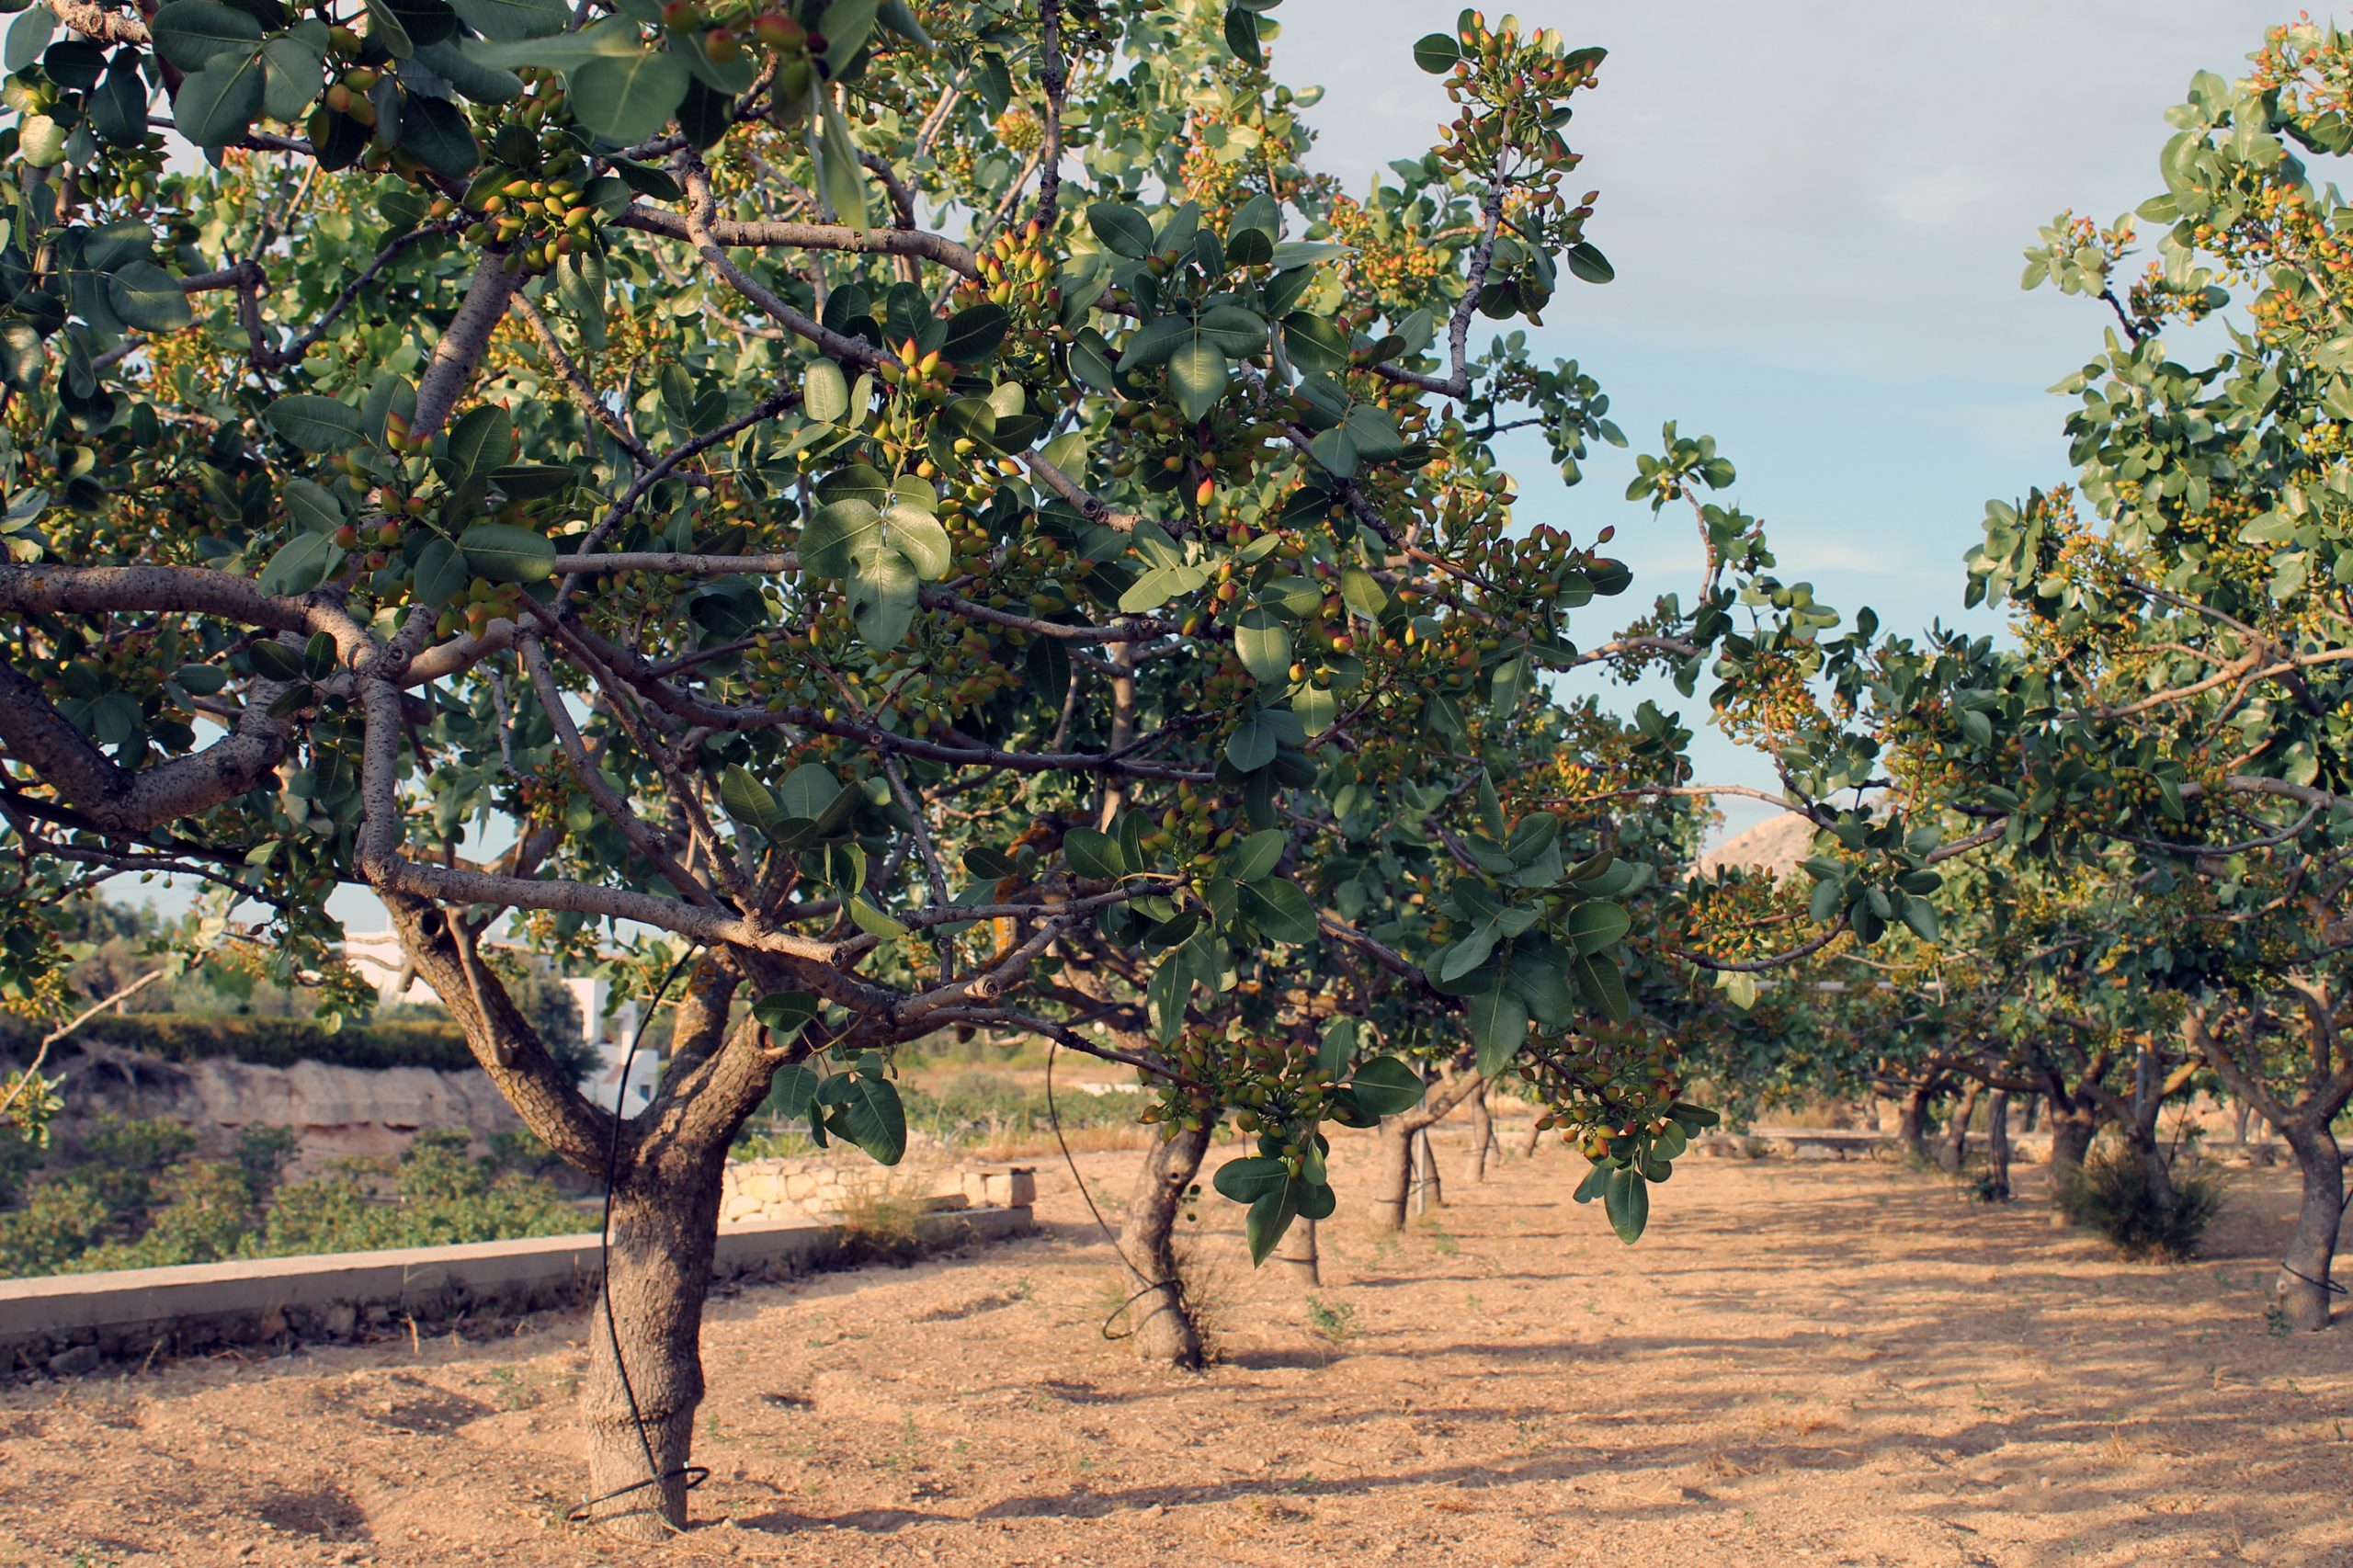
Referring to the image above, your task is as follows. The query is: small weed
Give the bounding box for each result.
[1421,1223,1461,1256]
[1304,1294,1358,1345]
[833,1175,931,1267]
[2265,1303,2293,1338]
[873,1411,922,1471]
[2060,1147,2226,1261]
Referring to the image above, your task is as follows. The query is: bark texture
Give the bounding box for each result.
[1464,1083,1494,1185]
[2278,1124,2346,1331]
[1120,1122,1210,1369]
[1895,1080,1937,1164]
[1983,1089,2012,1201]
[1276,1217,1320,1286]
[580,1150,728,1539]
[1938,1080,1984,1175]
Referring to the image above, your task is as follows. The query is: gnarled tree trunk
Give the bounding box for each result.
[1983,1089,2012,1200]
[1938,1080,1984,1175]
[1464,1082,1494,1185]
[2045,1101,2100,1188]
[1121,1121,1211,1369]
[1276,1217,1320,1285]
[580,1148,729,1540]
[1895,1079,1937,1164]
[2278,1123,2345,1332]
[1414,1127,1443,1214]
[1370,1114,1415,1233]
[1370,1065,1487,1231]
[1520,1117,1545,1160]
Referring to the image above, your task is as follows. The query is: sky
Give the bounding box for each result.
[1276,0,2296,834]
[118,0,2305,931]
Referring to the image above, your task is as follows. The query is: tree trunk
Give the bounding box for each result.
[1276,1217,1320,1286]
[2278,1124,2346,1332]
[2046,1103,2098,1183]
[1370,1116,1415,1233]
[1519,1119,1544,1160]
[1413,1126,1443,1214]
[1984,1090,2012,1200]
[2020,1094,2040,1134]
[579,1152,727,1540]
[1938,1080,1984,1175]
[1464,1083,1494,1185]
[1120,1121,1211,1369]
[1896,1082,1935,1163]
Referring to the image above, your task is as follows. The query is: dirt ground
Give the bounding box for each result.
[1,1127,2347,1568]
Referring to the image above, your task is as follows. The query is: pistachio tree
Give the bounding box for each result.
[0,0,1762,1529]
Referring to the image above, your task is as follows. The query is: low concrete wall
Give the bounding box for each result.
[0,1200,1031,1379]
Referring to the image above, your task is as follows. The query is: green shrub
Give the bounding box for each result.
[0,1121,585,1277]
[2060,1145,2227,1261]
[0,1013,482,1073]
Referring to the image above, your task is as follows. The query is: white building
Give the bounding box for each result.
[336,931,654,1116]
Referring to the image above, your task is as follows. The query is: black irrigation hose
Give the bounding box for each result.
[1042,1038,1176,1341]
[567,948,711,1528]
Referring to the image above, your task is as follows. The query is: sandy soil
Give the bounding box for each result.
[0,1128,2346,1568]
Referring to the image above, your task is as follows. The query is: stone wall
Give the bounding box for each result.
[720,1156,1037,1224]
[39,1046,520,1172]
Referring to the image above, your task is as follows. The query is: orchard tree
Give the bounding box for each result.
[0,0,1787,1531]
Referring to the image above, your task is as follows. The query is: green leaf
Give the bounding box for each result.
[259,35,324,121]
[1468,985,1528,1078]
[173,50,266,145]
[414,538,467,607]
[1240,878,1318,944]
[827,1071,906,1165]
[91,64,152,146]
[258,532,340,597]
[1222,4,1261,67]
[818,0,877,73]
[280,478,344,533]
[1347,1056,1424,1118]
[450,0,566,40]
[1565,242,1615,285]
[938,302,1008,366]
[266,394,370,452]
[1088,201,1154,259]
[1223,827,1285,883]
[3,6,51,71]
[1566,900,1629,955]
[1572,951,1631,1024]
[751,990,819,1038]
[1226,713,1277,772]
[798,496,881,577]
[1114,315,1191,372]
[777,763,843,824]
[803,358,850,422]
[817,90,869,230]
[396,93,481,177]
[721,764,786,835]
[1166,340,1227,421]
[846,543,917,649]
[1212,1154,1288,1203]
[847,894,909,937]
[104,261,192,332]
[1233,607,1291,684]
[445,403,513,480]
[1317,1016,1358,1079]
[462,16,639,67]
[414,39,523,102]
[458,522,556,582]
[149,0,259,69]
[883,503,952,580]
[1602,1165,1649,1244]
[1064,826,1126,881]
[1412,31,1460,72]
[1245,1184,1297,1266]
[568,48,689,142]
